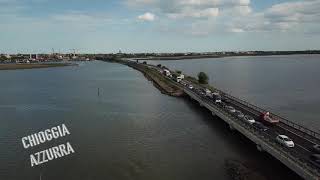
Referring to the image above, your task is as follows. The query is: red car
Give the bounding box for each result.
[260,112,279,125]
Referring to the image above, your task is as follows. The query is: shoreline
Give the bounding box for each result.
[101,59,184,97]
[0,63,77,70]
[133,53,320,61]
[127,62,184,97]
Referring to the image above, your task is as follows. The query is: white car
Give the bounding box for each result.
[205,89,211,94]
[276,135,294,148]
[225,106,236,113]
[188,85,194,89]
[244,115,255,124]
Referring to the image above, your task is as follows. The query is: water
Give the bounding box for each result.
[0,60,301,180]
[148,55,320,130]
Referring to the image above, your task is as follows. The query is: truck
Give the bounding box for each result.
[172,73,184,83]
[205,89,212,97]
[163,69,171,77]
[260,112,279,125]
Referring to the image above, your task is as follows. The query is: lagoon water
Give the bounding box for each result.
[149,55,320,131]
[0,60,305,180]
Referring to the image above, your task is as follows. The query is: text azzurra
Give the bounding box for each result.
[21,124,76,167]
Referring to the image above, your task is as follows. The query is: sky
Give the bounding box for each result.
[0,0,320,53]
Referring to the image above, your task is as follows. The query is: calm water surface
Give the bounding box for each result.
[149,55,320,130]
[0,61,301,180]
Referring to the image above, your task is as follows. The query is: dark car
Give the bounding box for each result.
[221,96,231,103]
[311,144,320,154]
[234,110,244,118]
[309,154,320,168]
[253,122,268,131]
[225,106,236,113]
[219,102,227,108]
[199,90,205,96]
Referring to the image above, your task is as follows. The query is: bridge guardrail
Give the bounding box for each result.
[191,90,320,178]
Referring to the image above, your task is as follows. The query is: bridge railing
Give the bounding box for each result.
[214,89,320,140]
[189,90,320,178]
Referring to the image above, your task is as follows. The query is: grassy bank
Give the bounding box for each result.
[127,62,184,97]
[100,58,216,97]
[0,63,76,70]
[99,58,184,96]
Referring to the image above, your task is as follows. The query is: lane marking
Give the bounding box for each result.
[277,123,317,145]
[296,143,312,153]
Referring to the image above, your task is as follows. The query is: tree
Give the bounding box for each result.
[176,70,182,74]
[142,61,147,64]
[0,55,8,63]
[157,64,162,68]
[198,72,209,84]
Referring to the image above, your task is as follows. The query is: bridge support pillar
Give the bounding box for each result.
[256,145,263,152]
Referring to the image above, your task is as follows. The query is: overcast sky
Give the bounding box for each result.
[1,0,320,53]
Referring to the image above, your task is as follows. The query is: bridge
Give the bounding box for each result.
[120,60,320,179]
[183,87,320,179]
[137,62,320,180]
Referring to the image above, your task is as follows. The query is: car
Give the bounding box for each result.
[217,101,226,108]
[188,85,194,89]
[195,88,205,96]
[212,93,222,103]
[311,144,320,153]
[260,112,279,125]
[309,154,320,168]
[212,92,220,96]
[235,110,244,118]
[276,135,294,148]
[222,98,231,103]
[244,115,255,124]
[220,94,230,102]
[253,122,268,131]
[199,88,206,93]
[225,106,236,113]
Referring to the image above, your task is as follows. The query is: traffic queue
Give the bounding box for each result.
[181,82,320,168]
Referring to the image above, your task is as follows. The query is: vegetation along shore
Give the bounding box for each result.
[0,63,76,70]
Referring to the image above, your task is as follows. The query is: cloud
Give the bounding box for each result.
[230,28,244,33]
[126,0,320,36]
[138,12,156,21]
[229,0,320,33]
[167,7,219,19]
[126,0,249,19]
[264,0,320,23]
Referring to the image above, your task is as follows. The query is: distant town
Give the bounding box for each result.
[1,50,320,63]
